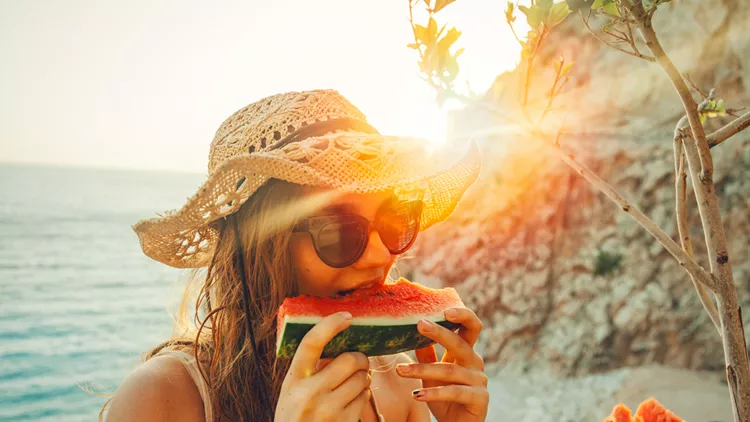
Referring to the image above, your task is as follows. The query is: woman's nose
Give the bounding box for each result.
[352,228,392,268]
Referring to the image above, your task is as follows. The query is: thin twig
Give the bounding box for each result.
[580,10,655,62]
[508,22,523,45]
[603,26,629,43]
[708,111,750,148]
[523,27,548,108]
[539,60,565,125]
[684,73,709,99]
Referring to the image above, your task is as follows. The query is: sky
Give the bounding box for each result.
[1,0,522,173]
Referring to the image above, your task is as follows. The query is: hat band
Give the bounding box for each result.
[270,117,379,151]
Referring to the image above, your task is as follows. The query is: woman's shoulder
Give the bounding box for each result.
[105,354,205,422]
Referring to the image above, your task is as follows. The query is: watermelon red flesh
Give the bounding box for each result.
[276,278,464,358]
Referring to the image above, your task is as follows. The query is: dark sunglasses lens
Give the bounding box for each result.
[316,217,368,267]
[377,202,421,254]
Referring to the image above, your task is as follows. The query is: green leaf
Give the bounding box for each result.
[438,27,462,54]
[444,55,459,78]
[554,57,562,72]
[427,17,438,43]
[519,5,543,29]
[414,24,429,44]
[548,1,571,27]
[433,0,456,14]
[538,0,554,10]
[602,1,619,16]
[561,61,574,76]
[591,0,605,8]
[505,1,516,23]
[436,23,447,39]
[426,44,440,72]
[717,99,726,115]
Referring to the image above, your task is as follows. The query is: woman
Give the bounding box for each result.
[102,90,487,421]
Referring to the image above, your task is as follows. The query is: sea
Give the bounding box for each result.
[0,163,206,421]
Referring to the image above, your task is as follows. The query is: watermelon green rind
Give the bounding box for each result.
[277,320,461,359]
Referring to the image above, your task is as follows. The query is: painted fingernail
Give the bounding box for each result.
[412,389,426,400]
[444,308,457,319]
[419,319,434,332]
[396,364,412,374]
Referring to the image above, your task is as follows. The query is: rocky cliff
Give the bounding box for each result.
[401,0,750,376]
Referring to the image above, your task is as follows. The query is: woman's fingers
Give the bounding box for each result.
[327,370,372,407]
[287,312,352,380]
[444,307,483,347]
[341,388,372,422]
[316,352,370,389]
[396,362,488,387]
[442,307,484,365]
[413,384,490,408]
[417,319,483,369]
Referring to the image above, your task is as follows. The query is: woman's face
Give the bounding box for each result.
[291,189,399,297]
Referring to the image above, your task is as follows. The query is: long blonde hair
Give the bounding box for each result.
[100,178,311,421]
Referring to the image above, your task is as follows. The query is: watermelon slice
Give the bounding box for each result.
[275,278,464,358]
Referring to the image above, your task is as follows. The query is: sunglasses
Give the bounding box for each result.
[293,199,423,268]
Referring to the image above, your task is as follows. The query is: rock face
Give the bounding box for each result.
[400,0,750,376]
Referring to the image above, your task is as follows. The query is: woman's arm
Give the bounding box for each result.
[105,356,205,422]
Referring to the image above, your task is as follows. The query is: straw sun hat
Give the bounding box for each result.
[133,89,481,268]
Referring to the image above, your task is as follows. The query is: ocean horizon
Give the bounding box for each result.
[0,163,205,421]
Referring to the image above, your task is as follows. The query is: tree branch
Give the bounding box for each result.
[549,139,719,293]
[708,111,750,148]
[676,121,750,422]
[630,1,713,182]
[673,133,721,332]
[634,0,750,413]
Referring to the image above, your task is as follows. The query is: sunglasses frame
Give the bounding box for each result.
[292,199,423,268]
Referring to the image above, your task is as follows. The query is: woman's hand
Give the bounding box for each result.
[397,307,489,422]
[275,312,372,422]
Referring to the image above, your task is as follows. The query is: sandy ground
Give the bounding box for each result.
[481,365,732,422]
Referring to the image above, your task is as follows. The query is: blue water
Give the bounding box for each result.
[0,163,205,421]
